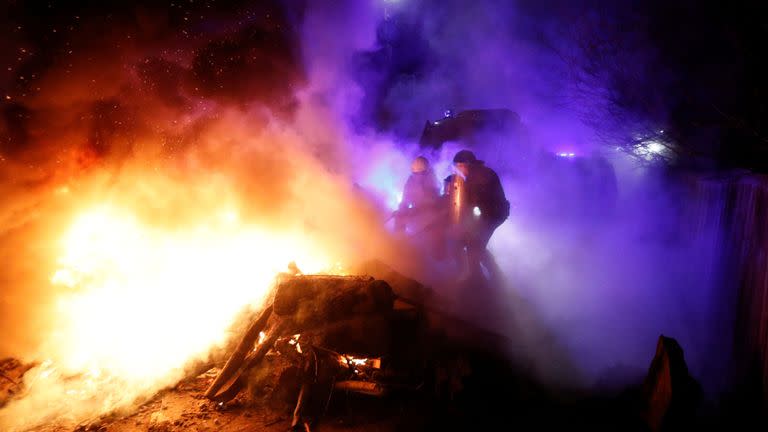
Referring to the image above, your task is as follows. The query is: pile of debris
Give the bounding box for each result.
[0,262,711,431]
[204,269,463,431]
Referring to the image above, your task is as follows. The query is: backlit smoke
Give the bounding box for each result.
[302,0,730,394]
[0,3,405,429]
[0,1,734,429]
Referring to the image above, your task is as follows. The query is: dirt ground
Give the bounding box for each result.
[2,348,613,432]
[5,365,422,432]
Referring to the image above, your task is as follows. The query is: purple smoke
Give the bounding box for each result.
[298,0,732,396]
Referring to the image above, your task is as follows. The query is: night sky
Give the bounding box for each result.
[2,1,767,170]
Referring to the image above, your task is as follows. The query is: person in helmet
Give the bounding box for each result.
[395,156,441,232]
[392,156,451,261]
[451,149,509,281]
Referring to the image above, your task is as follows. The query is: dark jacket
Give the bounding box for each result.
[464,162,509,224]
[399,169,440,212]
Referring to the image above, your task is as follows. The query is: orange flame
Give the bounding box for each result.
[0,205,334,430]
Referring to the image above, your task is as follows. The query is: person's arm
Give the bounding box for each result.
[399,175,414,212]
[489,170,509,220]
[427,170,440,199]
[491,170,507,204]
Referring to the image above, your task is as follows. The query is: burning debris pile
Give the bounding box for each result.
[0,258,712,432]
[0,248,552,432]
[0,252,478,431]
[208,273,427,430]
[205,269,472,431]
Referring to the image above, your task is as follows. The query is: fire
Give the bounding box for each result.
[338,355,381,372]
[1,205,334,430]
[288,334,303,353]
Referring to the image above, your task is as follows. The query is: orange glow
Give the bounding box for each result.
[1,204,335,430]
[347,357,368,366]
[338,355,380,371]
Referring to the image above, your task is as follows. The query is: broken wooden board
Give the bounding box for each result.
[273,275,394,326]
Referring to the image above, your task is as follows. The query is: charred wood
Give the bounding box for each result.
[352,260,434,305]
[291,347,341,432]
[207,318,290,403]
[273,275,394,325]
[334,380,386,396]
[204,304,273,399]
[301,314,392,358]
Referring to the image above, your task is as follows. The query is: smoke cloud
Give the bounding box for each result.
[0,0,735,428]
[306,0,730,394]
[0,2,407,428]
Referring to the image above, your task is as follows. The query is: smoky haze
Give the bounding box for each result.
[0,1,419,428]
[0,0,733,427]
[0,1,402,361]
[305,0,732,396]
